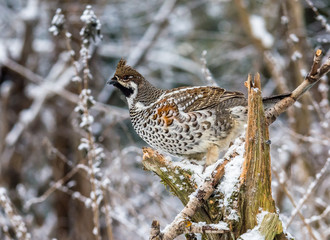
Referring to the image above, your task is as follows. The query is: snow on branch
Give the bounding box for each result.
[200,50,218,86]
[143,147,230,240]
[0,188,31,240]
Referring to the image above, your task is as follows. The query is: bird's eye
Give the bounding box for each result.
[123,75,133,81]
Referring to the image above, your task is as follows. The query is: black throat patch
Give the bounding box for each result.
[112,82,134,98]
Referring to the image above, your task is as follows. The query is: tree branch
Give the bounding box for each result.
[265,50,330,124]
[143,148,230,240]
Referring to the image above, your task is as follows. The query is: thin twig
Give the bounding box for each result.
[0,188,31,240]
[306,206,330,224]
[200,50,218,86]
[286,157,330,227]
[25,164,81,209]
[80,42,101,240]
[272,166,318,240]
[102,187,115,240]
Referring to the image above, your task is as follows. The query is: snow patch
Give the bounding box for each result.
[289,34,299,43]
[240,228,264,240]
[240,211,269,240]
[249,15,274,48]
[218,137,245,206]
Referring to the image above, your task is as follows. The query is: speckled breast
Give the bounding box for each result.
[129,105,236,157]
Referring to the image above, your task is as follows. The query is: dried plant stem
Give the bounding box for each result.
[60,20,101,238]
[81,46,101,240]
[102,187,115,240]
[63,29,83,93]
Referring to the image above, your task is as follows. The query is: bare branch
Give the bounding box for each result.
[25,164,81,209]
[265,50,330,125]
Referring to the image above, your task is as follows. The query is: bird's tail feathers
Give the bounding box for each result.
[262,93,291,109]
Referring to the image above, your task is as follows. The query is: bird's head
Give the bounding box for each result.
[108,59,144,98]
[108,59,164,109]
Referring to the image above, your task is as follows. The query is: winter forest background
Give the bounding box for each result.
[0,0,329,239]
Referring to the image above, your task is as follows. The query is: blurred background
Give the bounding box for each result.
[0,0,329,239]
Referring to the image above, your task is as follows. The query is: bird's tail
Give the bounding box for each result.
[262,93,291,110]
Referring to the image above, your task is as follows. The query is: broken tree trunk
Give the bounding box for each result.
[238,74,284,239]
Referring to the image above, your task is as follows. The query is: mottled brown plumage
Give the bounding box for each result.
[108,59,287,169]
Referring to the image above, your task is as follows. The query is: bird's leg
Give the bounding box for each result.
[203,145,220,173]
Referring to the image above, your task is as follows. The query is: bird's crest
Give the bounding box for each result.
[115,59,144,79]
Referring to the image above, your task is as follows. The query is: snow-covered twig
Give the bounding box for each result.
[306,206,330,224]
[0,188,31,240]
[65,6,104,240]
[102,186,115,240]
[305,0,330,32]
[200,50,218,86]
[150,220,228,239]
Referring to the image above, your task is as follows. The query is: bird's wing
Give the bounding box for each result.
[163,86,245,113]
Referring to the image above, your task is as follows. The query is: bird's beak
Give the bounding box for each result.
[107,75,119,85]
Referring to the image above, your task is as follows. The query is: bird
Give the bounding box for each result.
[108,59,289,170]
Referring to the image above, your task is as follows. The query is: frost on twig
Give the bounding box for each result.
[72,5,104,240]
[80,5,103,45]
[200,50,218,86]
[0,188,31,240]
[49,8,65,36]
[28,5,106,240]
